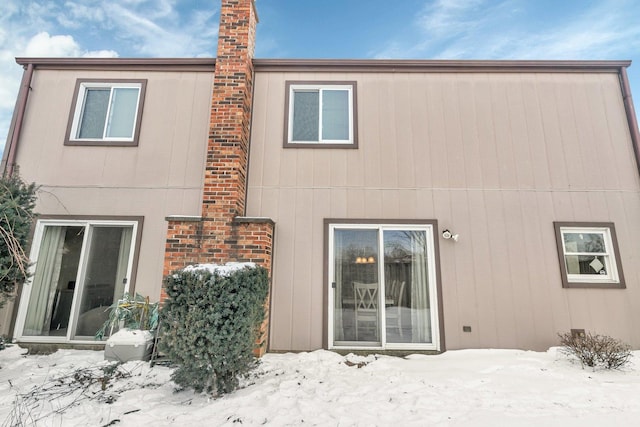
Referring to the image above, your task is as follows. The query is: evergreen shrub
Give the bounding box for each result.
[159,264,269,394]
[0,171,37,309]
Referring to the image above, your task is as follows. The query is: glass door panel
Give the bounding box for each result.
[23,226,84,336]
[72,226,133,339]
[383,230,432,344]
[333,229,380,345]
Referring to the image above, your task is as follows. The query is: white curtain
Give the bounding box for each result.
[113,227,133,302]
[334,230,344,341]
[23,226,65,336]
[410,231,431,343]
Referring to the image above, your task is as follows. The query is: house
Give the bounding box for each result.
[2,0,640,354]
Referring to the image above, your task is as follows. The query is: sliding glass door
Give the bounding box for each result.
[16,219,138,342]
[329,223,439,350]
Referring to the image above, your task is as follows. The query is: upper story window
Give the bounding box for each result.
[284,81,357,148]
[65,79,147,146]
[554,222,625,288]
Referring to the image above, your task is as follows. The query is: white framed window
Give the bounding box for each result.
[284,81,357,147]
[14,217,143,343]
[65,79,146,146]
[554,222,625,288]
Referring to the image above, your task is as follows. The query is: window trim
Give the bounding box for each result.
[553,222,625,289]
[65,79,147,146]
[283,81,358,148]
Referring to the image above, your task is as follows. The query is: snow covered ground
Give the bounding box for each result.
[1,345,639,426]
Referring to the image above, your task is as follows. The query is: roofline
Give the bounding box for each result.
[15,57,631,73]
[252,58,632,73]
[15,57,216,72]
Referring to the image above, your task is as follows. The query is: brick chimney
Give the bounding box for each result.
[163,0,274,356]
[204,0,257,221]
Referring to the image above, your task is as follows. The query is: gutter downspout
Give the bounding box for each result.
[1,63,34,177]
[619,66,640,179]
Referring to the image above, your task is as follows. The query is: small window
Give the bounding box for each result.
[65,79,146,146]
[284,81,357,148]
[554,222,625,288]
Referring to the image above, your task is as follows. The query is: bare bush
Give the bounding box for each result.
[558,331,631,370]
[2,363,138,426]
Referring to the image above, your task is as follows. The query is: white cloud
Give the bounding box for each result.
[57,3,106,29]
[103,3,218,57]
[24,32,81,57]
[418,0,486,37]
[53,0,218,58]
[499,7,640,60]
[22,31,119,59]
[374,0,640,61]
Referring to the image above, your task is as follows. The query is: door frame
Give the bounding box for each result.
[323,219,445,351]
[13,216,143,344]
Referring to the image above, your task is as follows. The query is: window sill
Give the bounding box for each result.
[64,139,138,147]
[562,281,626,289]
[284,142,358,149]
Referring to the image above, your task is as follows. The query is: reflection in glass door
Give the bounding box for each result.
[383,230,432,344]
[330,224,438,349]
[333,229,381,345]
[72,226,133,339]
[19,221,135,341]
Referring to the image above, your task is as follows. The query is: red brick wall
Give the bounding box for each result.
[162,0,274,356]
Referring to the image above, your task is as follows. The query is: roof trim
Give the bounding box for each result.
[15,57,216,72]
[253,58,632,73]
[15,57,631,74]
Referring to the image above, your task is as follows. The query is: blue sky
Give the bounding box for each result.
[1,0,640,155]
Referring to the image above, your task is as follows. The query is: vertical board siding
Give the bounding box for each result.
[15,69,213,300]
[292,189,314,349]
[248,70,640,351]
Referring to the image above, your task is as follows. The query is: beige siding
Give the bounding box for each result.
[248,70,640,351]
[14,69,212,300]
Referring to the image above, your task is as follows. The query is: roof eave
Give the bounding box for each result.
[252,58,632,73]
[15,57,216,72]
[14,57,631,73]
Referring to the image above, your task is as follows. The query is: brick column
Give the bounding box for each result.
[162,0,274,356]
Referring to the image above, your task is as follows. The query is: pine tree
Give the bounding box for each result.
[160,266,269,395]
[0,171,37,308]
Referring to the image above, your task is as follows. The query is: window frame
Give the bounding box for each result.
[323,219,445,352]
[65,79,147,146]
[283,81,358,148]
[553,222,625,289]
[13,215,144,344]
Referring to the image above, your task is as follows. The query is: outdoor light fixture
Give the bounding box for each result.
[442,229,459,242]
